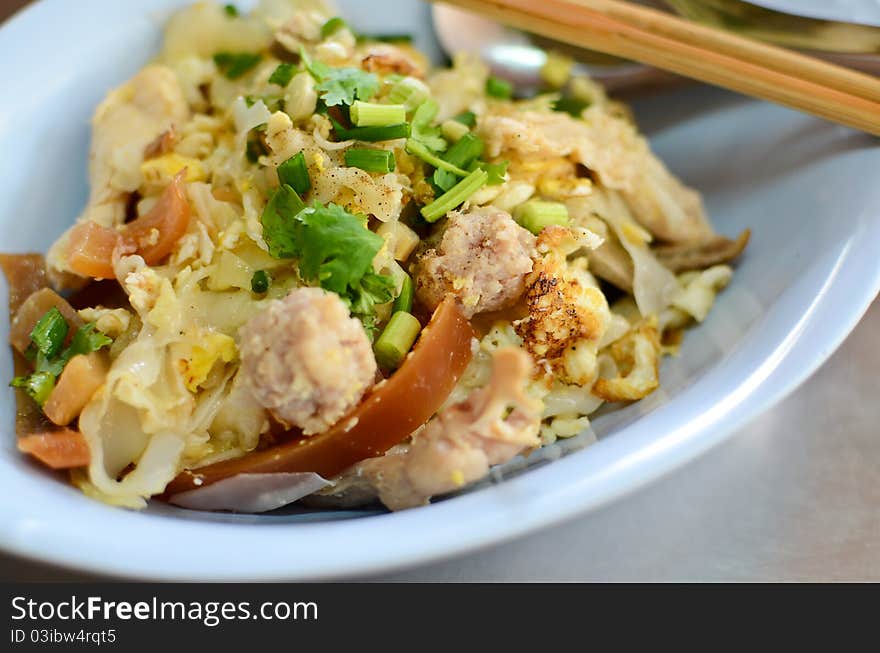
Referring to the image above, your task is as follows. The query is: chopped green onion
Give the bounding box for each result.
[268,63,297,87]
[345,148,396,173]
[30,307,69,358]
[433,133,484,191]
[333,122,411,142]
[10,372,55,406]
[441,119,470,143]
[387,77,430,111]
[452,110,476,127]
[486,76,513,99]
[443,133,484,169]
[223,4,239,17]
[349,101,407,127]
[277,152,311,194]
[405,140,469,177]
[251,270,270,294]
[11,313,113,411]
[320,17,348,39]
[514,200,570,235]
[540,52,574,88]
[392,274,414,314]
[421,168,488,223]
[374,311,422,370]
[213,52,261,80]
[368,33,413,44]
[553,96,589,117]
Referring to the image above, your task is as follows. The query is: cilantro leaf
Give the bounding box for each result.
[261,185,306,258]
[301,47,378,106]
[260,195,395,332]
[293,203,383,295]
[268,63,297,87]
[67,324,113,359]
[213,52,261,80]
[317,68,379,107]
[410,100,446,152]
[34,349,66,378]
[11,372,55,406]
[350,271,396,337]
[481,159,509,185]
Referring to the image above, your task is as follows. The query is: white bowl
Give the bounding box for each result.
[1,0,878,580]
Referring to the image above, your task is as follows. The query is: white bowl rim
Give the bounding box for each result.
[0,0,878,581]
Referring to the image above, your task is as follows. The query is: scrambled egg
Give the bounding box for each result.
[179,330,238,393]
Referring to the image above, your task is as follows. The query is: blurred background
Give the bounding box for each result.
[0,0,878,581]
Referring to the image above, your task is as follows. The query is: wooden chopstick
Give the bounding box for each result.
[435,0,880,136]
[583,0,880,104]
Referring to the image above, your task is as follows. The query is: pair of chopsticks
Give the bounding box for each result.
[435,0,880,136]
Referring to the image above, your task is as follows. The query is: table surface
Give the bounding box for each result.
[1,0,879,582]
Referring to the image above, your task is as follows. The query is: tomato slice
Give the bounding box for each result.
[164,297,476,496]
[66,171,191,279]
[125,169,191,265]
[18,428,90,469]
[67,221,122,280]
[43,352,110,427]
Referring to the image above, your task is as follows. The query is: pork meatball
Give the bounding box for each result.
[239,288,376,435]
[413,207,536,317]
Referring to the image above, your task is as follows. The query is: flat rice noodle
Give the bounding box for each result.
[164,297,475,496]
[587,232,635,292]
[654,229,751,273]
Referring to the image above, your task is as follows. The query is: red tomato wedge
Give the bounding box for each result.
[18,429,90,469]
[125,169,191,265]
[66,170,191,278]
[43,352,110,427]
[164,297,475,496]
[67,221,122,280]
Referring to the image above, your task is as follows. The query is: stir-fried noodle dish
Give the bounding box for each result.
[1,0,749,513]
